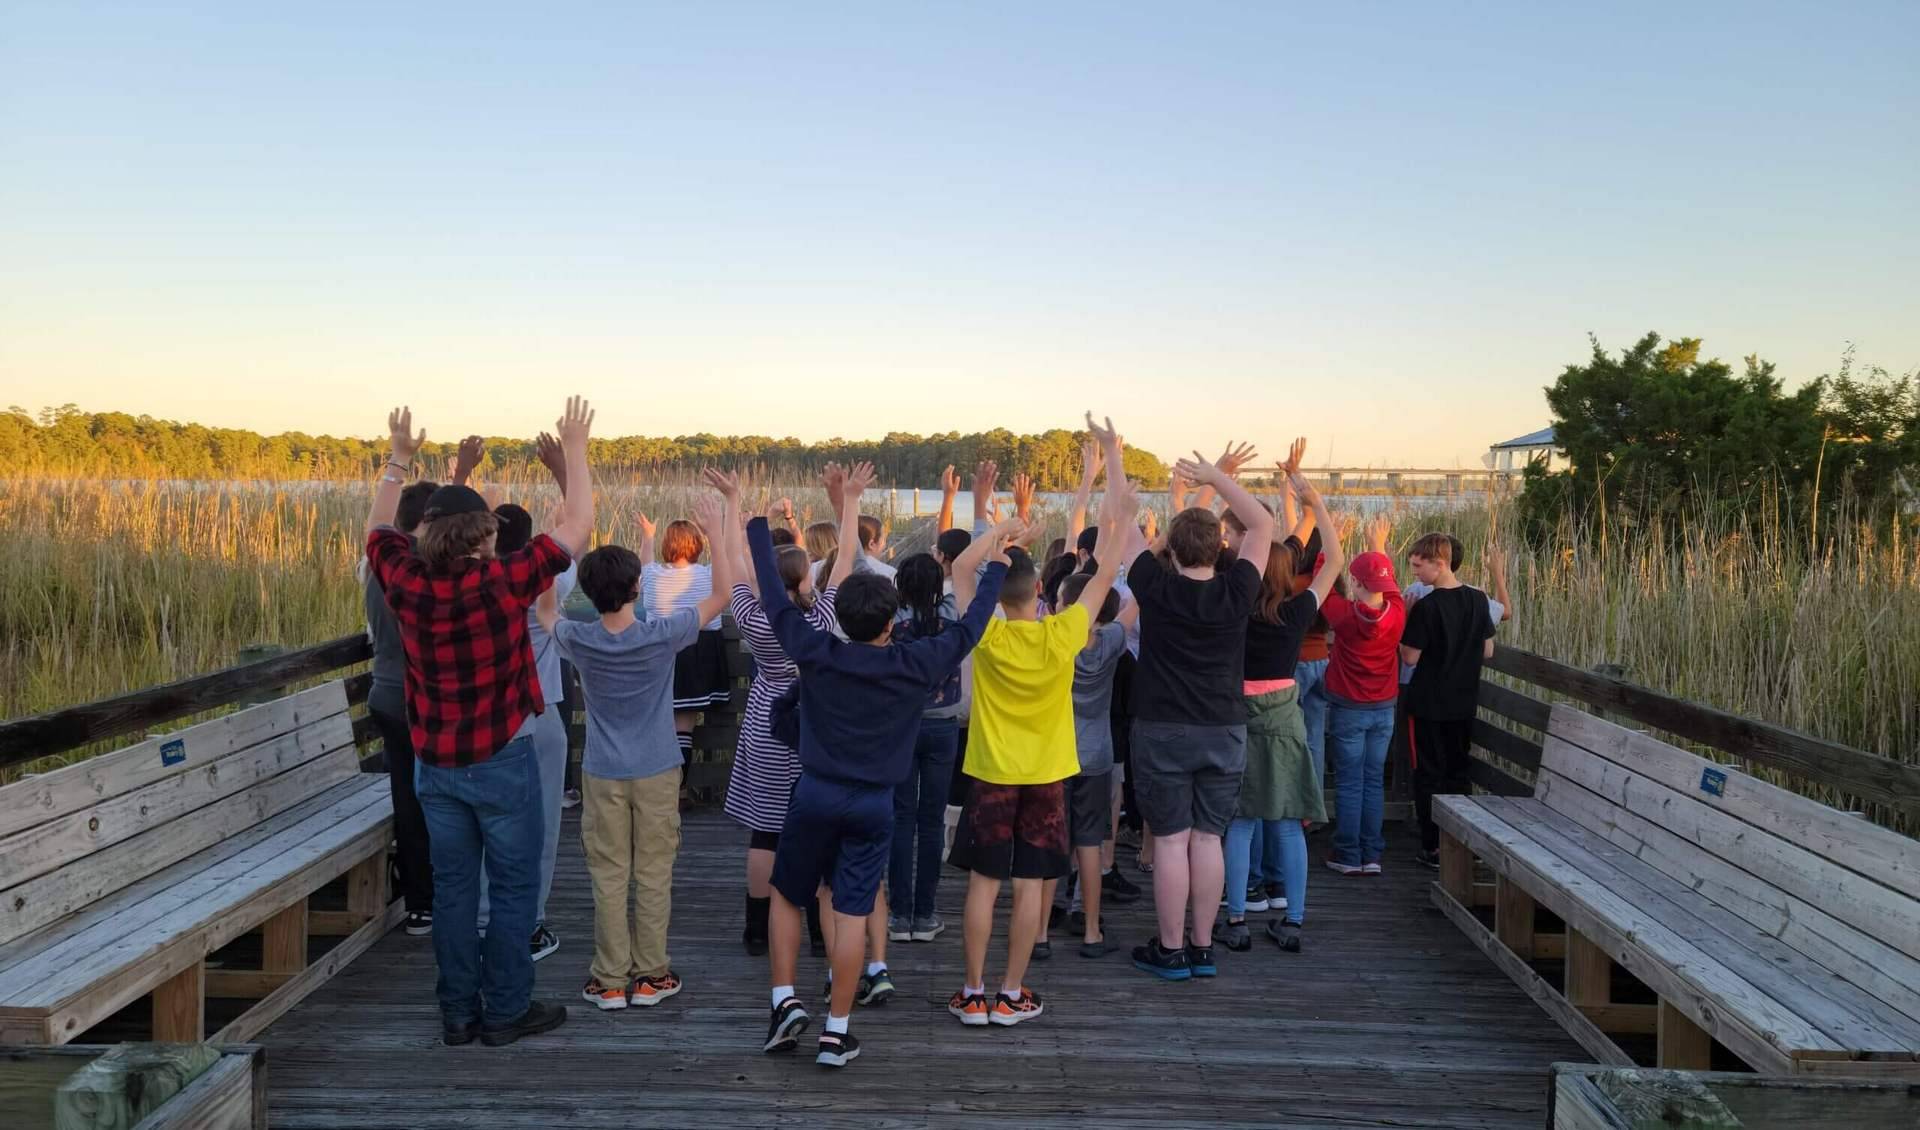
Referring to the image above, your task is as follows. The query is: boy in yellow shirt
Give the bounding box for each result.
[945,419,1133,1027]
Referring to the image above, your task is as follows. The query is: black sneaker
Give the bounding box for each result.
[1415,849,1441,871]
[1132,938,1192,981]
[856,969,895,1006]
[815,1030,861,1068]
[764,997,809,1053]
[1267,919,1304,953]
[405,910,434,937]
[1185,941,1218,978]
[1031,941,1053,961]
[479,999,567,1046]
[1245,883,1270,912]
[529,923,559,963]
[441,1018,479,1046]
[1102,869,1141,903]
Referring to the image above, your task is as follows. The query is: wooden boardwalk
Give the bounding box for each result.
[260,808,1584,1129]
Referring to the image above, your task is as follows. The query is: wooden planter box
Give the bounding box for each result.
[0,1043,264,1130]
[1551,1062,1920,1128]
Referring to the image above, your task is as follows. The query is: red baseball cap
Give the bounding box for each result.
[1349,551,1398,594]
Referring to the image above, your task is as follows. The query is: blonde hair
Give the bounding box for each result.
[804,522,838,562]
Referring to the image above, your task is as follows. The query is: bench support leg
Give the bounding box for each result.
[1494,875,1536,961]
[263,899,309,975]
[152,961,205,1042]
[1438,829,1473,903]
[1657,999,1713,1069]
[1565,928,1611,1008]
[346,850,390,923]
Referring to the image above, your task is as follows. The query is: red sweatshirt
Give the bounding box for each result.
[1321,590,1407,705]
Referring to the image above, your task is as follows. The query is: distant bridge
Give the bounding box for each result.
[1244,466,1521,496]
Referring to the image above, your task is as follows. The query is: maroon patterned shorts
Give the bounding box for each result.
[947,780,1070,880]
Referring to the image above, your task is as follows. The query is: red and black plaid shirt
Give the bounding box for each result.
[367,527,573,768]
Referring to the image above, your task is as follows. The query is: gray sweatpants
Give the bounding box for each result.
[477,707,570,929]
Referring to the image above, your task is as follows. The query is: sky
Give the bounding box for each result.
[3,2,1916,469]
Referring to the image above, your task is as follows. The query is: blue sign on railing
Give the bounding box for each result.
[1700,767,1727,797]
[161,739,186,767]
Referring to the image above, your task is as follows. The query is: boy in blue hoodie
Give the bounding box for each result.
[749,468,1014,1069]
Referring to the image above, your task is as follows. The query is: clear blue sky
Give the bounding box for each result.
[3,1,1915,468]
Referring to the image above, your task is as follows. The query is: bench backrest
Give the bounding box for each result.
[0,681,359,946]
[1535,703,1920,1014]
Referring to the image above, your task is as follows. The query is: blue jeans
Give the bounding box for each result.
[415,735,543,1027]
[1328,703,1393,867]
[889,716,959,920]
[1295,659,1330,786]
[1226,817,1306,923]
[1246,820,1284,888]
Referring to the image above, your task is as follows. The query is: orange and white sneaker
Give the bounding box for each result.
[946,989,989,1027]
[629,971,683,1007]
[989,987,1044,1026]
[581,978,628,1011]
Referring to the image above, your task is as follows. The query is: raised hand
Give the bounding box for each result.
[972,460,998,498]
[534,432,567,491]
[822,462,848,512]
[1168,470,1192,511]
[845,460,877,499]
[1175,451,1229,489]
[1216,440,1259,480]
[556,395,595,448]
[1080,440,1104,485]
[1365,514,1391,553]
[701,467,742,500]
[987,517,1024,566]
[690,494,724,539]
[1083,412,1119,449]
[941,464,960,496]
[1287,467,1321,506]
[637,511,657,542]
[1142,508,1159,542]
[451,435,486,485]
[387,407,425,463]
[1486,544,1509,580]
[1012,473,1036,521]
[1281,436,1307,476]
[770,496,796,523]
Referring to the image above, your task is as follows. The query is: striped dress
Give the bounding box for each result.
[724,582,840,833]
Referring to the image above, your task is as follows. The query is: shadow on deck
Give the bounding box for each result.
[261,808,1583,1129]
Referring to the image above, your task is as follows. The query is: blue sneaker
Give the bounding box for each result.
[1185,941,1218,978]
[1132,938,1192,981]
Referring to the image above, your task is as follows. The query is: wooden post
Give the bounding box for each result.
[1658,999,1714,1069]
[1438,830,1473,902]
[263,899,308,975]
[1565,928,1611,1007]
[1493,875,1536,960]
[152,961,205,1042]
[346,851,389,922]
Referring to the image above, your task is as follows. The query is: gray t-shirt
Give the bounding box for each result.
[554,609,700,780]
[526,561,578,705]
[364,568,405,691]
[1070,622,1129,774]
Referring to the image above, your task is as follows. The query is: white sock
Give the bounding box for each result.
[963,983,984,998]
[825,1013,849,1035]
[771,985,794,1009]
[865,961,886,977]
[1102,867,1114,876]
[1000,984,1023,999]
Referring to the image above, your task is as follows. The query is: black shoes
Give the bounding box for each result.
[442,1019,479,1046]
[528,923,559,963]
[1133,937,1192,981]
[480,999,567,1046]
[1102,869,1142,904]
[1415,849,1441,871]
[404,910,434,937]
[1267,919,1304,953]
[816,1030,861,1068]
[1185,941,1218,978]
[765,996,810,1053]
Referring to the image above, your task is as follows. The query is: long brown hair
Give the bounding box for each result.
[1254,539,1299,624]
[777,545,817,612]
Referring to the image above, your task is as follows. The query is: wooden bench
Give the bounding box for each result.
[1433,703,1920,1076]
[0,680,396,1046]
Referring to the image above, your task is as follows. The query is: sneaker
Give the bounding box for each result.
[1415,849,1441,871]
[1245,883,1269,912]
[1031,941,1053,961]
[1132,938,1192,981]
[404,910,433,937]
[1102,869,1141,903]
[1185,941,1218,978]
[529,924,559,963]
[581,979,628,1011]
[629,972,682,1007]
[856,969,895,1006]
[1362,862,1383,876]
[815,1030,861,1068]
[1265,881,1286,906]
[1211,918,1252,952]
[910,915,946,942]
[989,988,1044,1026]
[1079,937,1120,958]
[480,999,567,1046]
[764,996,809,1053]
[1325,859,1363,876]
[1267,919,1304,953]
[442,1018,479,1046]
[887,916,912,943]
[561,786,582,809]
[947,989,990,1027]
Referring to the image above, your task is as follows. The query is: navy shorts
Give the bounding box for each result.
[771,772,894,916]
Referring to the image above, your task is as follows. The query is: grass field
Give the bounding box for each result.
[3,477,1915,783]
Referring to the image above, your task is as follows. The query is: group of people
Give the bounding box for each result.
[361,397,1511,1068]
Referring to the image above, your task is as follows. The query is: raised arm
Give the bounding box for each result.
[938,464,959,533]
[1293,470,1344,604]
[549,396,595,558]
[1066,440,1101,548]
[367,406,425,533]
[1281,438,1315,543]
[822,462,847,518]
[635,512,657,564]
[902,549,1010,683]
[1176,447,1275,575]
[451,435,485,488]
[534,584,561,635]
[535,431,567,497]
[1012,473,1036,525]
[1190,440,1257,512]
[971,460,998,527]
[1074,470,1135,619]
[953,516,1022,611]
[746,516,834,666]
[828,461,873,590]
[690,489,735,625]
[1486,546,1513,623]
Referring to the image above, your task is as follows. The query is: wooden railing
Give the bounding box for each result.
[5,635,1911,835]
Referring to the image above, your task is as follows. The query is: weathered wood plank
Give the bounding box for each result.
[134,1050,256,1130]
[1477,680,1552,731]
[1494,874,1537,961]
[211,896,403,1046]
[1472,716,1544,772]
[150,962,203,1043]
[0,637,370,770]
[1552,1064,1920,1128]
[1487,645,1920,822]
[1658,999,1714,1069]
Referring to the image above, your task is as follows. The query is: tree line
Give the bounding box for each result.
[0,408,1171,489]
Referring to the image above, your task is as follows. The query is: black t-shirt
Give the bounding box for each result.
[1400,585,1496,721]
[1128,550,1262,726]
[1243,590,1320,682]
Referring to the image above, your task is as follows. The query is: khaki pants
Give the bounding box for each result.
[581,770,681,985]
